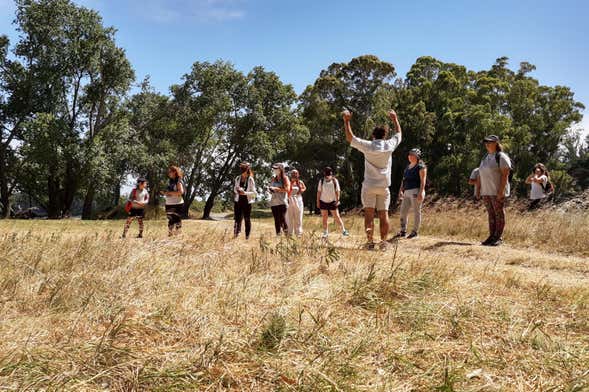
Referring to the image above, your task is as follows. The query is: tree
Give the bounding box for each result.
[14,0,133,218]
[173,61,304,219]
[0,35,33,217]
[296,55,397,209]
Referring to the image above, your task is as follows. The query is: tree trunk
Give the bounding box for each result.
[0,149,11,218]
[201,192,216,220]
[47,176,61,219]
[81,186,95,220]
[0,192,9,218]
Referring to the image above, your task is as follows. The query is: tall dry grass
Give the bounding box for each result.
[0,213,587,391]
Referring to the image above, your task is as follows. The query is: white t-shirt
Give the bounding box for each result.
[478,152,512,196]
[165,180,184,205]
[530,175,548,200]
[318,178,340,203]
[350,134,402,188]
[129,188,149,208]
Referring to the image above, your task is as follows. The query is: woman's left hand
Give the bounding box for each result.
[417,191,425,202]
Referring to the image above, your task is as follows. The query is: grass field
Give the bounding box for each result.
[0,206,588,391]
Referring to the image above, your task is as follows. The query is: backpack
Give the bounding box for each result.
[494,152,514,183]
[542,178,554,194]
[319,177,338,193]
[124,189,137,213]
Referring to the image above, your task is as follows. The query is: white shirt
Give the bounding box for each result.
[350,134,402,188]
[318,178,340,203]
[165,181,184,205]
[478,152,512,196]
[129,188,149,208]
[233,175,257,203]
[530,175,548,200]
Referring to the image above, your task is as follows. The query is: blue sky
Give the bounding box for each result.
[1,0,588,133]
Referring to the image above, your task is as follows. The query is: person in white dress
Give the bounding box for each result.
[286,169,306,236]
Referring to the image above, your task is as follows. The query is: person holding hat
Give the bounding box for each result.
[122,177,149,238]
[233,162,257,239]
[268,163,290,236]
[286,169,306,237]
[343,109,402,249]
[478,135,512,246]
[395,148,427,239]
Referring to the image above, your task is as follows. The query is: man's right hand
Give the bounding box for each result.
[388,110,398,121]
[342,110,352,122]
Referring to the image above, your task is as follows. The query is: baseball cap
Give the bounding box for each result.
[483,135,500,142]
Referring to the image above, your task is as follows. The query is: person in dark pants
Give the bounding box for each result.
[164,166,185,236]
[233,162,257,239]
[478,135,512,246]
[268,163,290,236]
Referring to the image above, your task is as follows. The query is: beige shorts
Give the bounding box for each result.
[361,186,391,211]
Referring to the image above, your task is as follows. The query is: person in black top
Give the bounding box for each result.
[395,148,427,239]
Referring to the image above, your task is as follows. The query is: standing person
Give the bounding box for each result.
[233,162,257,239]
[478,135,512,246]
[395,149,427,239]
[525,163,551,210]
[343,109,402,249]
[268,163,290,236]
[122,178,149,238]
[316,167,349,239]
[164,166,185,237]
[286,169,306,237]
[468,168,481,200]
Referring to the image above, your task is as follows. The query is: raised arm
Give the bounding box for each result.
[342,110,354,143]
[388,110,401,137]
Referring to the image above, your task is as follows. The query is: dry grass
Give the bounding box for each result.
[0,209,588,391]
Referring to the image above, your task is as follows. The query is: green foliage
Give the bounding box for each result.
[1,2,586,218]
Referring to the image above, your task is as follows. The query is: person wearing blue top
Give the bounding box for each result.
[395,148,427,239]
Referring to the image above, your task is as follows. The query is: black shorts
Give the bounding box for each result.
[129,208,145,217]
[165,204,184,217]
[320,201,338,211]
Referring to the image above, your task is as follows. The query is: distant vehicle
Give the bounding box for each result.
[12,207,47,219]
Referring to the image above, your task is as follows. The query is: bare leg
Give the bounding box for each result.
[321,210,329,234]
[364,208,375,242]
[378,210,389,241]
[333,209,345,232]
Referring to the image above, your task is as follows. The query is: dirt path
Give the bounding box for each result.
[200,216,589,289]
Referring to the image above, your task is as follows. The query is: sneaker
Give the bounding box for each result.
[393,231,406,239]
[322,232,329,239]
[407,231,418,239]
[342,230,350,236]
[489,238,503,247]
[363,241,375,250]
[378,241,389,251]
[481,236,495,246]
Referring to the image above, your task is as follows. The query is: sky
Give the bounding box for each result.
[1,0,588,135]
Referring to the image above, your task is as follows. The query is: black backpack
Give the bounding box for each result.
[542,178,554,194]
[494,152,514,183]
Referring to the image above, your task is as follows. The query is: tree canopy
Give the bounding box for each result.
[0,0,585,219]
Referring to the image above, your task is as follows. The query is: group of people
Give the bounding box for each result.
[122,109,553,249]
